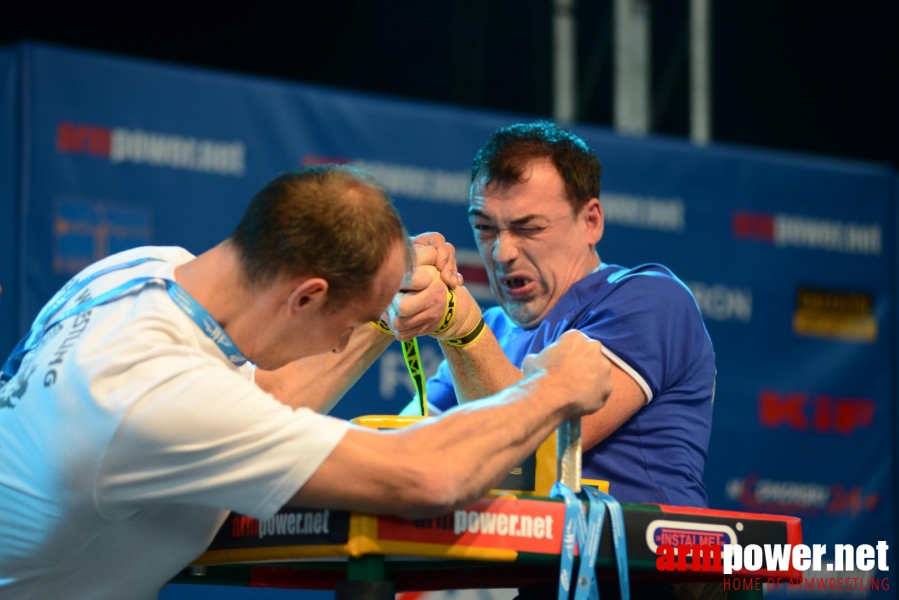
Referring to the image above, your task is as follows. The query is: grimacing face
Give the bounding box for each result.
[468,159,603,329]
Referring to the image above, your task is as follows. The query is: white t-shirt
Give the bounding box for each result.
[0,246,350,600]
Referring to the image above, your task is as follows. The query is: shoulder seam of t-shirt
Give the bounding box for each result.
[601,345,653,404]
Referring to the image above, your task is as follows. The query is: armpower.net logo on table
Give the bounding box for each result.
[654,533,890,594]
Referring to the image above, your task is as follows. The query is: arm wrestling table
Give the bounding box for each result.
[171,496,802,600]
[172,418,802,599]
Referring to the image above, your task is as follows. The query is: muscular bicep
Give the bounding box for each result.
[581,361,646,451]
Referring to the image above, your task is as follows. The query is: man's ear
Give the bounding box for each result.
[582,197,604,245]
[286,277,329,317]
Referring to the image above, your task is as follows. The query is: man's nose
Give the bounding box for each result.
[492,231,519,264]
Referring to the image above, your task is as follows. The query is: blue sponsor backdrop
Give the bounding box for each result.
[3,42,898,597]
[0,48,18,362]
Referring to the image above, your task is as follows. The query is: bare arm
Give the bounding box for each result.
[437,287,526,402]
[581,362,646,451]
[254,325,393,413]
[290,330,613,518]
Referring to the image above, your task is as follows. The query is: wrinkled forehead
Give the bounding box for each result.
[469,170,572,221]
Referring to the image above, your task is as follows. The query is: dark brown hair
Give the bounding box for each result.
[230,165,410,308]
[471,120,601,213]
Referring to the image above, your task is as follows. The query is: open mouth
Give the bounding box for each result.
[500,276,534,297]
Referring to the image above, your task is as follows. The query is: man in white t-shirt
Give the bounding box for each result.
[0,165,612,600]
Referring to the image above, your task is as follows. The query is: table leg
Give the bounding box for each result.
[336,555,395,600]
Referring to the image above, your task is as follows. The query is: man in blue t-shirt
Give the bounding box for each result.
[399,121,716,510]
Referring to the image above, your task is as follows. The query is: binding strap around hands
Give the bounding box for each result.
[367,287,464,418]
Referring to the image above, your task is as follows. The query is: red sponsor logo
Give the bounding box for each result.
[56,121,112,157]
[758,390,875,435]
[732,210,774,242]
[656,544,724,573]
[231,515,259,537]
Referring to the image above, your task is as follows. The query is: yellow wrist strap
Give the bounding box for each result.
[430,288,455,335]
[369,319,393,335]
[441,316,486,348]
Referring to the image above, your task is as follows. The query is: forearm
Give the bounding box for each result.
[293,371,575,518]
[440,331,525,403]
[435,286,524,403]
[407,372,571,507]
[255,325,394,413]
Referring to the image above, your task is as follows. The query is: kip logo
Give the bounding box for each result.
[732,210,881,256]
[56,121,246,176]
[758,390,875,435]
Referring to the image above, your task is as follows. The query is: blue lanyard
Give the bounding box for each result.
[554,482,580,600]
[0,257,247,386]
[552,483,630,600]
[585,487,630,599]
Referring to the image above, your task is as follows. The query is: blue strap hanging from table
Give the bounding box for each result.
[552,482,630,600]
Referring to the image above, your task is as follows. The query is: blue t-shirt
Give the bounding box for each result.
[428,263,716,507]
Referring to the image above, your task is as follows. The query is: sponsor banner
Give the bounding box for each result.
[725,474,881,519]
[733,210,882,256]
[647,519,738,551]
[53,197,154,275]
[57,121,246,177]
[377,497,564,555]
[0,48,18,360]
[793,287,877,343]
[758,390,876,436]
[685,280,753,323]
[602,191,686,232]
[376,497,798,569]
[207,509,350,551]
